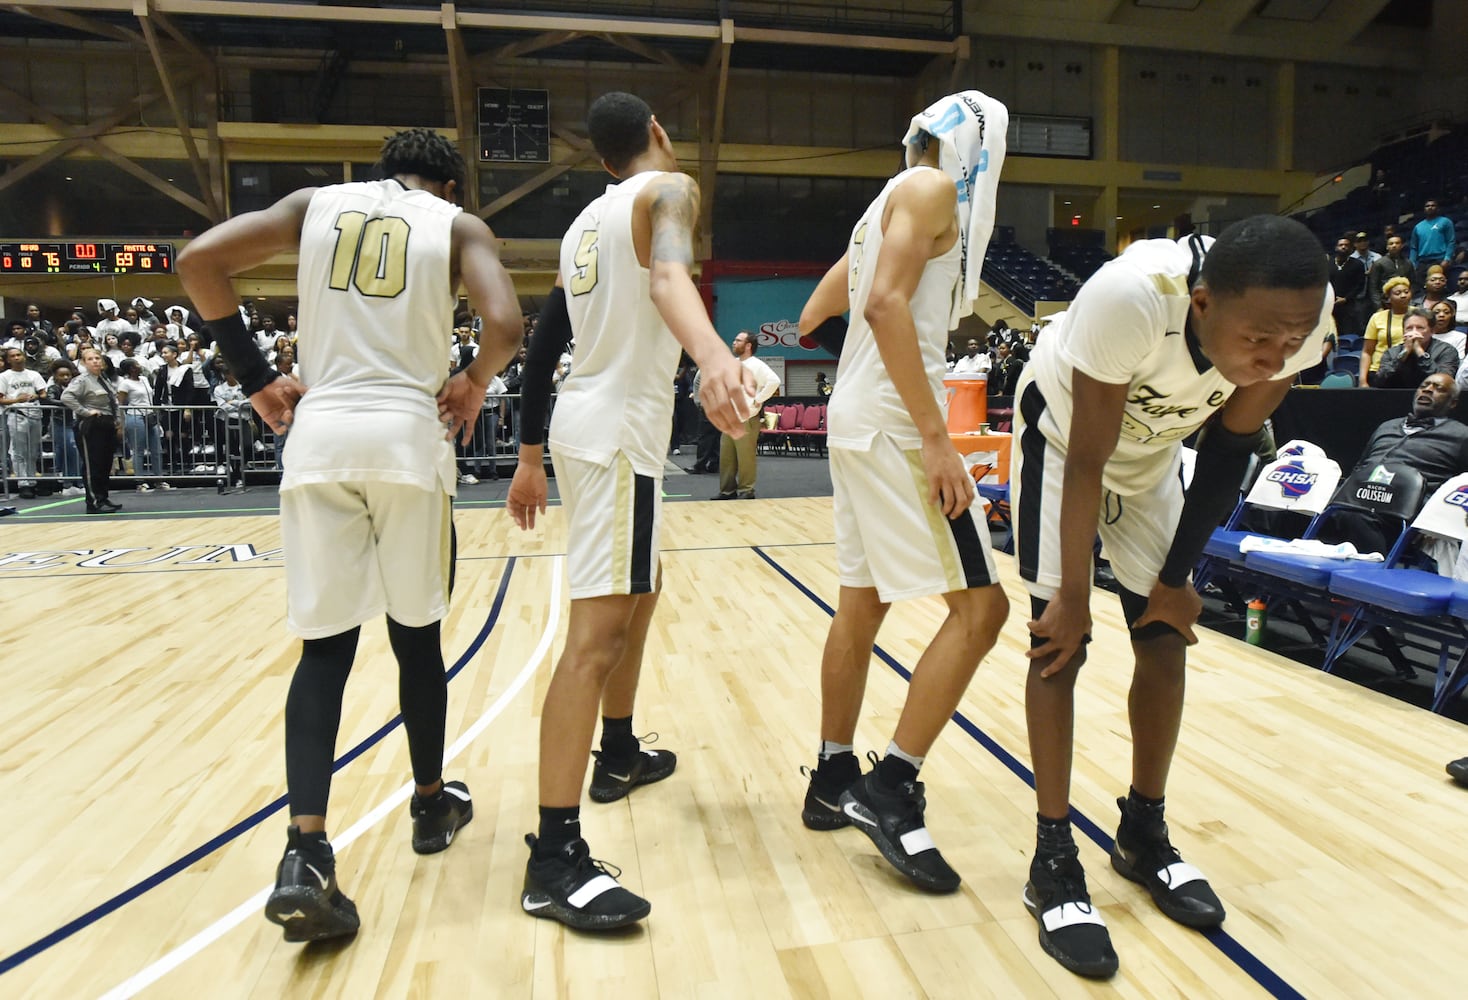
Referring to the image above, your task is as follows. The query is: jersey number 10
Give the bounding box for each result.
[330,211,410,298]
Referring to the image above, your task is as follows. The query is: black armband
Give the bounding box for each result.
[518,286,572,447]
[203,311,278,396]
[807,315,848,356]
[1157,421,1268,587]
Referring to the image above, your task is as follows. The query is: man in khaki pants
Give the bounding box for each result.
[715,330,780,499]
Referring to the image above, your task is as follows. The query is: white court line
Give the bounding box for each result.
[98,558,564,1000]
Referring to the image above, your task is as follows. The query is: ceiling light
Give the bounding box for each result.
[1152,204,1160,209]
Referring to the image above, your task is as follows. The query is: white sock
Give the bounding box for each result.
[819,740,854,761]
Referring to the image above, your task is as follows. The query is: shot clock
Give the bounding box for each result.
[0,241,175,275]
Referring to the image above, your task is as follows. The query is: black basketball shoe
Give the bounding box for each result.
[588,736,677,803]
[410,779,474,854]
[1023,847,1118,978]
[263,826,360,943]
[838,766,960,893]
[1447,757,1468,787]
[521,834,652,930]
[800,752,862,831]
[1110,795,1225,928]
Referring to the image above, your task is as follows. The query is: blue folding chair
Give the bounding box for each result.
[1242,464,1425,653]
[1324,474,1468,711]
[1319,371,1356,388]
[1194,448,1340,594]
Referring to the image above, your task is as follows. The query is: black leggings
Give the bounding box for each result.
[284,618,448,818]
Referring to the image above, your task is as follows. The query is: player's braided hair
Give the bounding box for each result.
[377,128,465,189]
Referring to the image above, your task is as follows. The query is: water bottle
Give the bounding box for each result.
[1245,599,1267,646]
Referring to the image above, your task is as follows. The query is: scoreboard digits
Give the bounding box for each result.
[0,241,174,275]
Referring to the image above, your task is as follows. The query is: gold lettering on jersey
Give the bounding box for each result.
[329,211,411,298]
[569,229,599,295]
[848,221,868,294]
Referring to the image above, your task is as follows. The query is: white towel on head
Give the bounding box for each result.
[131,296,153,310]
[164,305,190,328]
[902,90,1008,328]
[97,298,118,315]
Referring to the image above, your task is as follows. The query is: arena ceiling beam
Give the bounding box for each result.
[441,3,479,213]
[136,1,222,222]
[696,18,733,259]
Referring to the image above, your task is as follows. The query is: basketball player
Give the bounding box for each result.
[504,92,752,930]
[1012,216,1330,977]
[795,91,1009,893]
[177,129,523,942]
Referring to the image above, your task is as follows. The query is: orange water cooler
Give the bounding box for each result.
[943,374,988,433]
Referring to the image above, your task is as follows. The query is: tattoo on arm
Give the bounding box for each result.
[649,175,699,269]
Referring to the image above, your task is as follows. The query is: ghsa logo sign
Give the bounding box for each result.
[1265,460,1319,500]
[1444,489,1468,512]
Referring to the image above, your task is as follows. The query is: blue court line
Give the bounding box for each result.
[751,546,1305,1000]
[0,556,517,978]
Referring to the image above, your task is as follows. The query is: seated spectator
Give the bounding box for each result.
[130,296,160,330]
[1449,271,1468,331]
[1412,264,1449,310]
[1318,373,1468,557]
[815,371,832,397]
[1375,307,1461,388]
[1432,300,1464,358]
[266,334,291,364]
[1362,276,1413,385]
[951,337,990,374]
[65,324,95,360]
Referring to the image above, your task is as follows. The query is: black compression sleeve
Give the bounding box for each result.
[518,286,572,447]
[1157,421,1266,587]
[808,315,848,356]
[203,311,278,396]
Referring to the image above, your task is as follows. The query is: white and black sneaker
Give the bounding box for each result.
[521,834,651,930]
[838,769,960,893]
[588,736,677,803]
[264,826,360,943]
[1110,796,1225,928]
[1023,848,1117,979]
[410,779,473,854]
[800,753,862,831]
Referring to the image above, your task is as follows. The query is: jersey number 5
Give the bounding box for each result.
[569,229,599,295]
[329,211,410,298]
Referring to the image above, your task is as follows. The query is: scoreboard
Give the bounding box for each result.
[0,242,175,275]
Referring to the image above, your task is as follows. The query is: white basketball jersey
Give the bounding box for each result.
[549,170,681,477]
[1024,237,1330,494]
[285,180,460,492]
[828,166,961,450]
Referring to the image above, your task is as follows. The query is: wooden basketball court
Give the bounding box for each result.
[2,497,1463,998]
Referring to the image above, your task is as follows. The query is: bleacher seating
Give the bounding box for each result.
[982,228,1083,314]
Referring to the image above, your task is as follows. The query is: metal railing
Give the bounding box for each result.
[1,394,533,499]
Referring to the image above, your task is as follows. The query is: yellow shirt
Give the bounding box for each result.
[1363,308,1407,372]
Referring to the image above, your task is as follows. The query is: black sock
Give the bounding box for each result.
[1036,813,1075,856]
[875,754,918,791]
[599,714,639,759]
[537,805,581,855]
[292,827,333,857]
[1127,787,1165,811]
